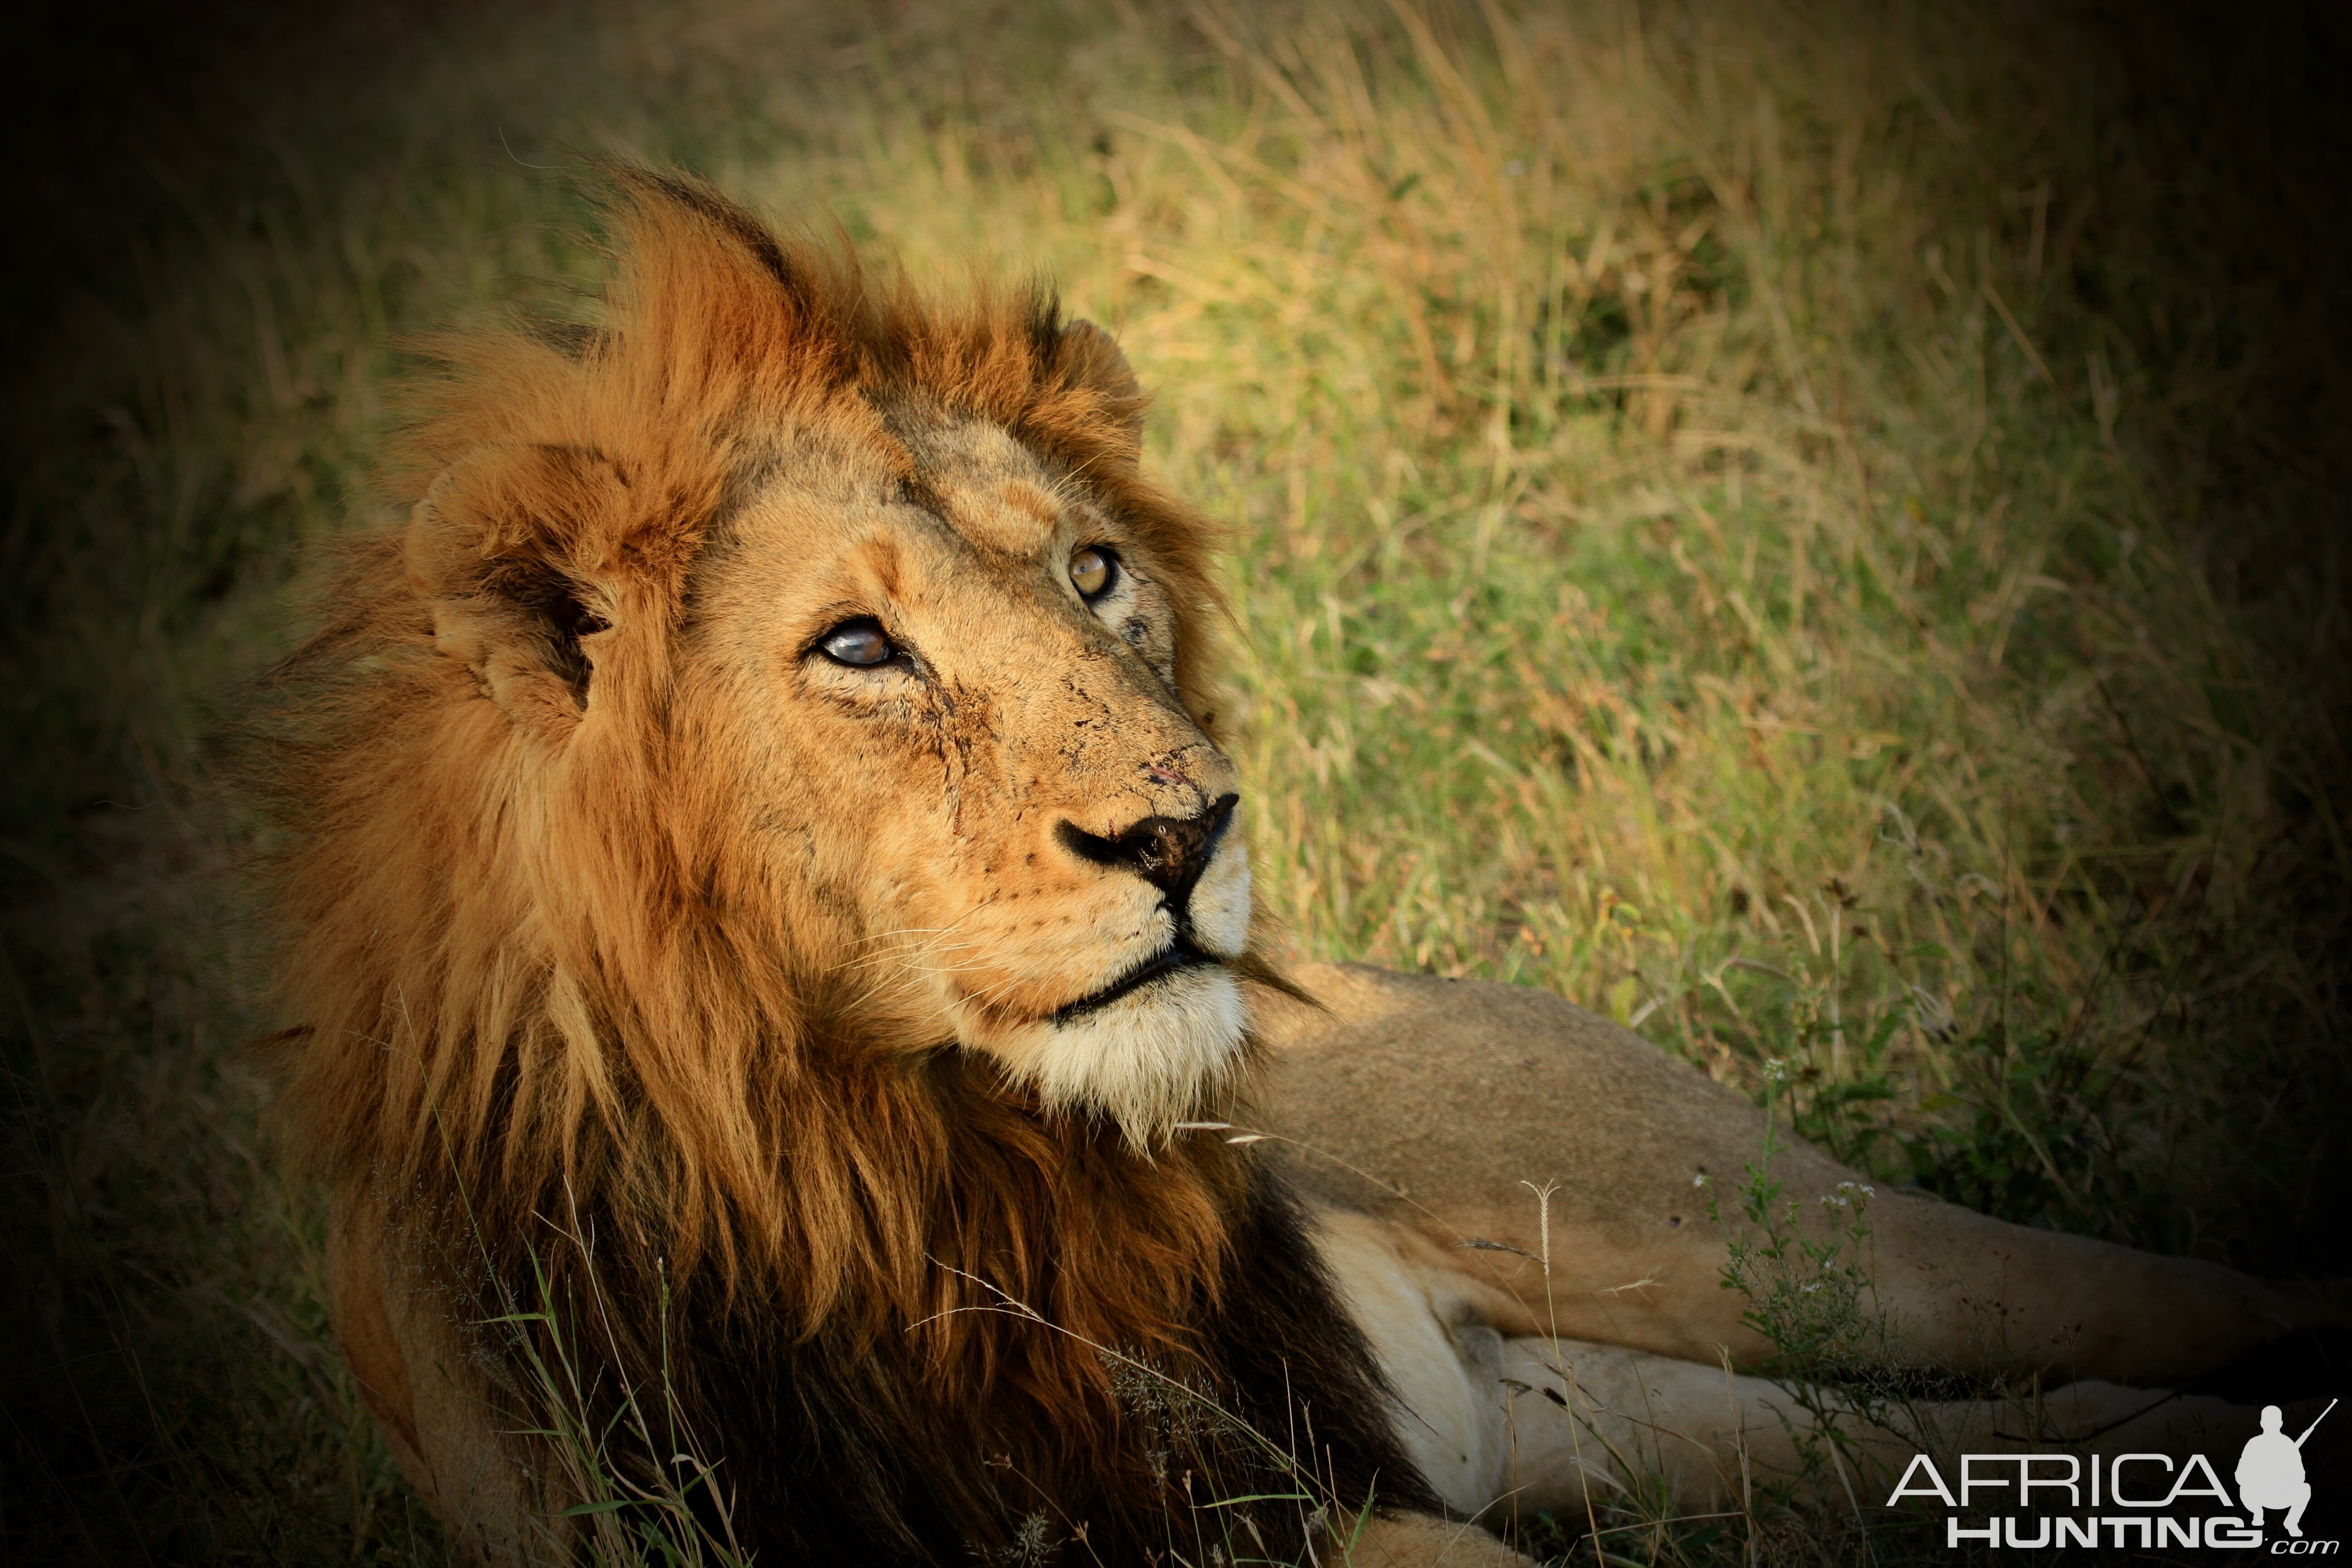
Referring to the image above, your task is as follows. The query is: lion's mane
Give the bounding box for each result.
[265,172,1430,1559]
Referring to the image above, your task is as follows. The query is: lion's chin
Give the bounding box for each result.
[990,966,1248,1149]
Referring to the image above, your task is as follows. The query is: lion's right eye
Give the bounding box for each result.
[1069,545,1117,602]
[818,620,895,667]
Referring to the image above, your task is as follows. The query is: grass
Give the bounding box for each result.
[3,0,2346,1561]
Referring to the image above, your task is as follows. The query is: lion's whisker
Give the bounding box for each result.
[830,938,990,977]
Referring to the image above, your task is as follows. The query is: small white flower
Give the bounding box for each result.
[1692,1173,1709,1188]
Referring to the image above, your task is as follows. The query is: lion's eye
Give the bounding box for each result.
[818,619,895,667]
[1070,545,1117,601]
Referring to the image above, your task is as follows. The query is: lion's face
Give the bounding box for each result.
[676,414,1250,1137]
[387,197,1253,1148]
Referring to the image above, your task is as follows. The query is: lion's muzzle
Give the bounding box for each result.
[978,792,1254,1145]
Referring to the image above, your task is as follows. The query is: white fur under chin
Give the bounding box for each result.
[1000,967,1249,1147]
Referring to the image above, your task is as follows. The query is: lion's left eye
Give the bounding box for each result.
[818,620,895,667]
[1069,545,1118,602]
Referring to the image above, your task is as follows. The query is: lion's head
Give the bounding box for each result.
[270,161,1305,1322]
[276,168,1274,1218]
[410,357,1251,1134]
[413,174,1254,1125]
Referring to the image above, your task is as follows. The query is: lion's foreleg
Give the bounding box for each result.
[1488,1336,2276,1519]
[1320,1196,2291,1536]
[326,1186,558,1565]
[1854,1190,2331,1386]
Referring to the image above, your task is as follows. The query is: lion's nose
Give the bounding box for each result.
[1057,793,1239,901]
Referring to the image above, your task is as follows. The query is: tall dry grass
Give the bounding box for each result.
[3,0,2344,1561]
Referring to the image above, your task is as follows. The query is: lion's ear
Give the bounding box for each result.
[1056,318,1145,447]
[404,443,627,731]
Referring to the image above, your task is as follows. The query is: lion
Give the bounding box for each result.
[269,172,2333,1565]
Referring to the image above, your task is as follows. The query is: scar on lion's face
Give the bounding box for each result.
[678,416,1251,1140]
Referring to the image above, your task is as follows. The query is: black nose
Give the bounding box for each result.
[1058,793,1239,901]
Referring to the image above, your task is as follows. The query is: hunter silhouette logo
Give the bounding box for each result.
[1886,1396,2338,1551]
[2241,1400,2335,1539]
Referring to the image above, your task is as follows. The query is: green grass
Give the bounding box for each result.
[4,0,2346,1562]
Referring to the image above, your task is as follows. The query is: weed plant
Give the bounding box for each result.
[482,1208,754,1568]
[4,0,2345,1563]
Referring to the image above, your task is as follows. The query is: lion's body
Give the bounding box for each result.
[1260,964,2306,1386]
[1256,965,2327,1521]
[278,174,2325,1565]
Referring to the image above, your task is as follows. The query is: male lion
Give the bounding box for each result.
[272,173,2332,1565]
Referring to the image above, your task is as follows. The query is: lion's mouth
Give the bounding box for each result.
[1049,936,1220,1024]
